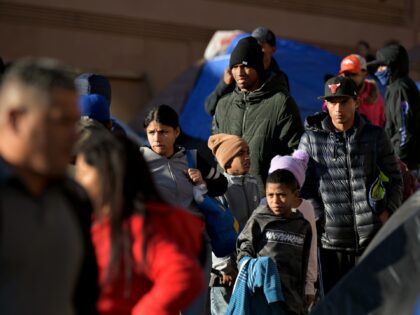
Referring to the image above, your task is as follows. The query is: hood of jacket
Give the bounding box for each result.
[253,204,305,225]
[376,44,409,80]
[232,72,288,105]
[223,173,257,186]
[304,111,365,135]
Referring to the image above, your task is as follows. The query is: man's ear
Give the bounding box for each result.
[175,127,181,138]
[8,108,27,132]
[355,97,361,110]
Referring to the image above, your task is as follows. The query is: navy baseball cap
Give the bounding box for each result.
[79,94,110,122]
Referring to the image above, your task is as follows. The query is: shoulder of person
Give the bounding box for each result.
[60,177,94,226]
[61,177,91,205]
[217,88,238,104]
[360,120,384,135]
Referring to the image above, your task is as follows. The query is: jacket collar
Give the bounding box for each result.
[256,204,305,220]
[224,173,257,186]
[0,158,15,185]
[305,111,365,135]
[0,157,66,195]
[232,72,285,104]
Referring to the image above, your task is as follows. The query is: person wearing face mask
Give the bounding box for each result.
[339,54,385,127]
[368,44,420,177]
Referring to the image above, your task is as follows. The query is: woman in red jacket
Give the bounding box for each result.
[74,127,205,315]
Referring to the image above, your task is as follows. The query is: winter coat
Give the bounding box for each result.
[237,205,311,315]
[220,173,260,230]
[140,146,227,212]
[378,44,420,169]
[0,160,99,315]
[225,256,285,315]
[204,58,290,116]
[92,202,205,315]
[358,79,385,127]
[259,197,317,296]
[212,72,303,195]
[299,111,403,253]
[211,173,260,277]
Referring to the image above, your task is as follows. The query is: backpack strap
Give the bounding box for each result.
[185,149,197,169]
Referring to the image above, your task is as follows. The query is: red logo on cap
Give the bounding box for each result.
[328,83,341,94]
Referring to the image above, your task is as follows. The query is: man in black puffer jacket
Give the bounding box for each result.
[299,76,403,293]
[212,36,303,195]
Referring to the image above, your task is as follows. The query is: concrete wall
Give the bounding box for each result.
[1,0,419,124]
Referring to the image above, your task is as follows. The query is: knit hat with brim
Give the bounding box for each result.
[208,133,248,171]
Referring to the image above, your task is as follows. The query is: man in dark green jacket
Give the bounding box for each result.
[204,27,290,116]
[212,36,303,194]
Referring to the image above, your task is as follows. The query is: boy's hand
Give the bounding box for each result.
[221,271,237,287]
[223,68,234,85]
[187,168,206,186]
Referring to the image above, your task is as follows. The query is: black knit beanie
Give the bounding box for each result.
[229,36,264,78]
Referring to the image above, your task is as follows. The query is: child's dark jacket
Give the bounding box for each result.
[237,205,311,315]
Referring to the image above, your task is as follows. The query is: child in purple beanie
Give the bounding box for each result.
[266,150,318,309]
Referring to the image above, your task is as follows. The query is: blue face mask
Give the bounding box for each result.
[375,68,391,86]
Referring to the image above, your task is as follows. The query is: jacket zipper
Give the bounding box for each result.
[345,132,359,252]
[241,176,251,218]
[241,93,248,135]
[167,160,179,204]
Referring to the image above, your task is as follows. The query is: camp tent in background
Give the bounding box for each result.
[178,31,341,141]
[311,190,420,315]
[131,31,341,143]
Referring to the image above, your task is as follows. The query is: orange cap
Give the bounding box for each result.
[339,54,367,74]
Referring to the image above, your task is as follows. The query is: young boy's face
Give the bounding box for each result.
[226,144,250,176]
[266,182,298,217]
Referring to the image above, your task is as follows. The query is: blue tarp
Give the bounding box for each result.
[180,33,341,141]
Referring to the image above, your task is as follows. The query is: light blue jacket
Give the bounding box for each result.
[226,256,285,315]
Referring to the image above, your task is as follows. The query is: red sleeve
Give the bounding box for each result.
[131,228,204,315]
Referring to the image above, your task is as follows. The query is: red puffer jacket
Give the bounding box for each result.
[92,202,205,315]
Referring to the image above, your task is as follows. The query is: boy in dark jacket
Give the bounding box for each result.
[237,169,312,315]
[207,133,260,315]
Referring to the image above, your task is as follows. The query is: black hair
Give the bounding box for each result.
[75,129,163,290]
[357,40,370,50]
[143,104,179,129]
[1,57,76,92]
[384,39,400,47]
[0,57,4,79]
[323,73,334,83]
[266,169,299,192]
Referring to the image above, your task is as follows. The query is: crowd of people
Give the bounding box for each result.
[0,26,419,315]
